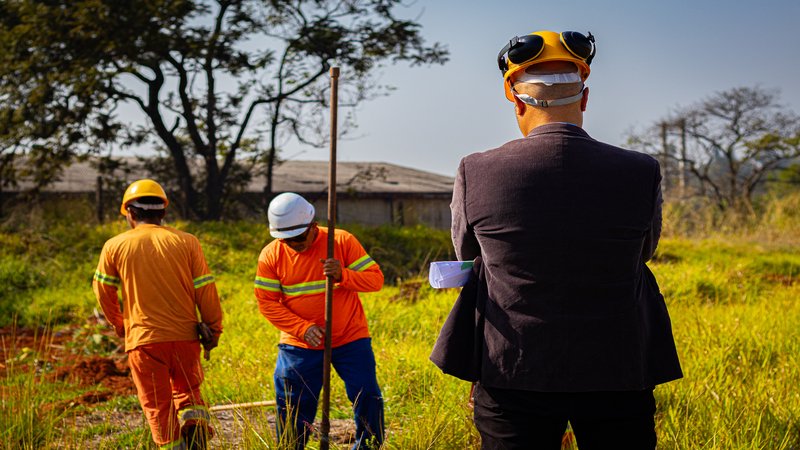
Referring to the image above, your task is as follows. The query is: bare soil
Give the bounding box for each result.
[1,322,356,448]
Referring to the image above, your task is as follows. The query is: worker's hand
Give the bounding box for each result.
[320,258,343,282]
[304,324,325,347]
[197,323,219,361]
[202,334,220,361]
[203,333,220,352]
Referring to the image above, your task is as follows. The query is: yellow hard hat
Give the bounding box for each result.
[497,30,595,102]
[120,179,169,216]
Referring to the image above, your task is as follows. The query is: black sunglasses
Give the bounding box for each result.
[281,226,311,244]
[497,31,596,74]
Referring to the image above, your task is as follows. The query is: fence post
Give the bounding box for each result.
[678,119,687,199]
[95,176,104,223]
[660,121,671,195]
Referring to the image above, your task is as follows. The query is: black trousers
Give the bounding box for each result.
[472,384,657,450]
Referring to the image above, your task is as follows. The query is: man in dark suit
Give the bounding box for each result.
[449,30,682,449]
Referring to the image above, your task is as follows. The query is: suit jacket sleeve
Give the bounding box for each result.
[642,160,663,263]
[451,158,481,261]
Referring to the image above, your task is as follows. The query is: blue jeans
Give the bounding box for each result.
[274,338,384,450]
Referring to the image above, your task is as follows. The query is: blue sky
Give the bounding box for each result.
[293,0,800,177]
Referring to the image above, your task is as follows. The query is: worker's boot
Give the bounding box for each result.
[181,423,208,450]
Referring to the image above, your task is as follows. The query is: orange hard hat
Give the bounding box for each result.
[119,179,169,216]
[497,30,595,102]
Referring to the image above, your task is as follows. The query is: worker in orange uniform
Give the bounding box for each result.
[254,192,385,450]
[92,179,223,450]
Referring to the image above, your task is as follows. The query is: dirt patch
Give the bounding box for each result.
[1,322,136,406]
[393,278,427,302]
[3,323,359,448]
[53,355,136,396]
[764,273,797,286]
[67,405,356,448]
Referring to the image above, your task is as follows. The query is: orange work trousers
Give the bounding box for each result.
[128,340,210,448]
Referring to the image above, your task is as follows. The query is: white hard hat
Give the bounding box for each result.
[268,192,315,239]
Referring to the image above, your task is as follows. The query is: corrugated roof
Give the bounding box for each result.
[10,158,454,194]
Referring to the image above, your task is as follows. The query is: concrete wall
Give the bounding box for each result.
[1,191,453,229]
[309,196,452,229]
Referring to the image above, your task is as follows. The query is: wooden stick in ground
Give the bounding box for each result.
[208,400,276,412]
[320,66,339,450]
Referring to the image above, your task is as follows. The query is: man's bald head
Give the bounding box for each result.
[508,60,588,134]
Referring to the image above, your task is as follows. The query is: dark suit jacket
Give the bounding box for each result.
[449,122,682,392]
[430,256,486,382]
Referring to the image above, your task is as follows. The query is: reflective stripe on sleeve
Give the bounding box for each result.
[281,280,328,296]
[93,270,121,287]
[256,277,340,296]
[347,255,376,272]
[255,276,281,292]
[193,274,215,289]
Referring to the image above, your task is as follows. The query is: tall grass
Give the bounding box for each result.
[1,194,799,448]
[663,192,800,244]
[0,323,88,450]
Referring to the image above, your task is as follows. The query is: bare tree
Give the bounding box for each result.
[628,86,800,212]
[0,0,448,220]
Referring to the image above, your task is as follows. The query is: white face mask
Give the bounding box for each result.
[513,71,581,86]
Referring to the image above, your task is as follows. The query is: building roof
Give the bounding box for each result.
[258,160,454,194]
[10,158,454,195]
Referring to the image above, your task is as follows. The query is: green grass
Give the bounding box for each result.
[0,332,88,449]
[1,214,799,448]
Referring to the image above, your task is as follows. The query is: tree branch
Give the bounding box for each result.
[143,63,199,217]
[165,54,207,155]
[111,60,152,84]
[107,86,147,112]
[205,1,229,158]
[229,63,328,157]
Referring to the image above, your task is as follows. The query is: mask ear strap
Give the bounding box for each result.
[513,85,586,108]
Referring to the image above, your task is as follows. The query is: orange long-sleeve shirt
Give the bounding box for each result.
[92,224,223,352]
[254,226,383,349]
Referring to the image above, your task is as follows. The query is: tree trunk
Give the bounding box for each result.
[204,155,223,221]
[206,176,224,221]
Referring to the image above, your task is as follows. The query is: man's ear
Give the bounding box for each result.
[580,86,589,112]
[512,92,526,116]
[125,211,136,229]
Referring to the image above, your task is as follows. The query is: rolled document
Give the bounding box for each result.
[429,261,474,288]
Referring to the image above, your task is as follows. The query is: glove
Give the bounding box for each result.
[197,322,218,361]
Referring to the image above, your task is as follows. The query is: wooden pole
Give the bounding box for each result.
[320,66,339,450]
[679,118,687,199]
[208,400,276,413]
[661,121,670,195]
